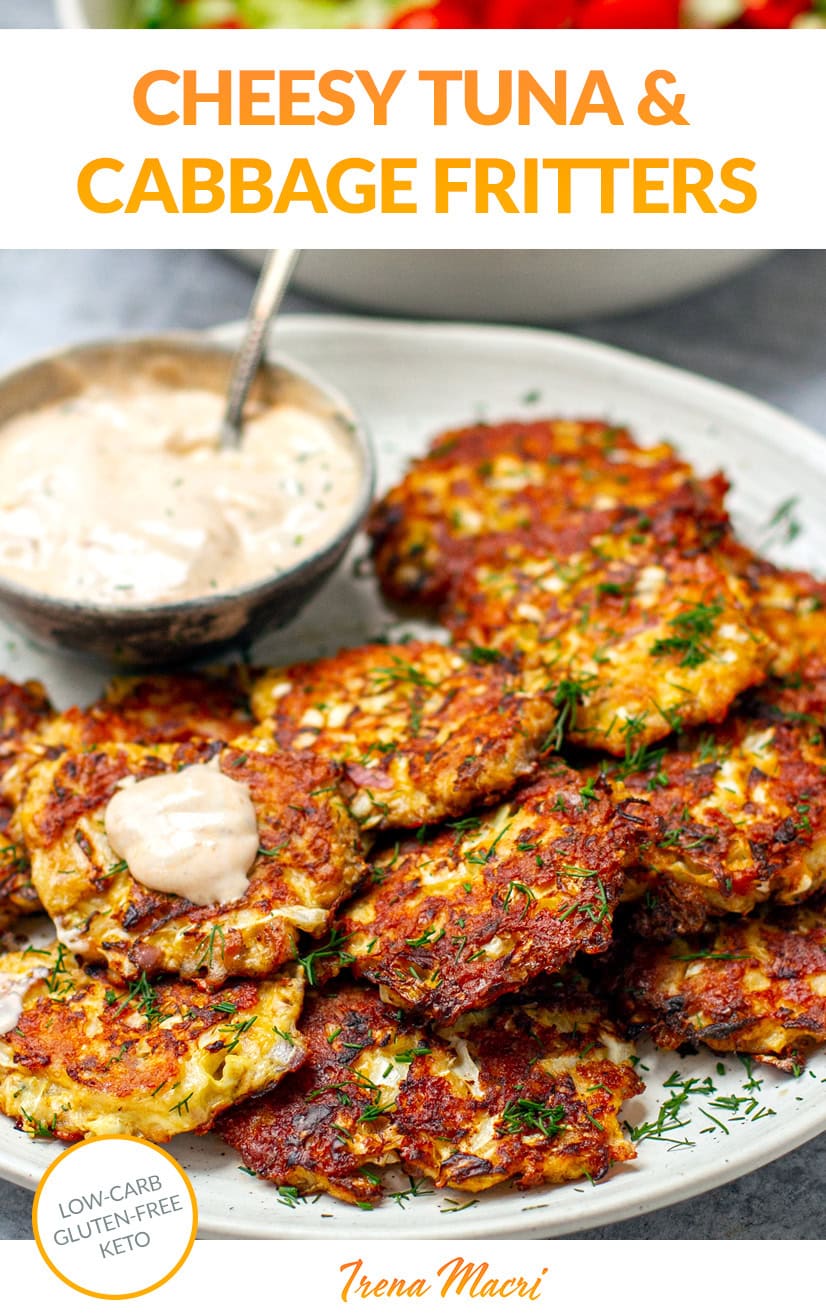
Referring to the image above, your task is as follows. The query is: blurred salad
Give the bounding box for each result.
[133,0,825,23]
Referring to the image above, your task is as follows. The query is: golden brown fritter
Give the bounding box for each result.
[220,978,642,1203]
[42,669,255,754]
[729,559,826,724]
[369,417,722,606]
[736,557,826,681]
[219,981,428,1204]
[0,943,304,1141]
[337,766,645,1022]
[446,514,772,757]
[20,742,366,986]
[1,673,256,929]
[0,677,54,930]
[614,698,826,932]
[397,987,642,1193]
[613,905,826,1073]
[0,837,37,931]
[250,642,559,830]
[0,677,52,751]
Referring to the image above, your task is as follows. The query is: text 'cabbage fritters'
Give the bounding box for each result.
[396,987,642,1193]
[41,669,255,755]
[0,677,54,930]
[337,767,645,1022]
[250,642,559,830]
[0,944,304,1141]
[369,418,713,606]
[615,697,826,935]
[613,905,826,1073]
[219,981,428,1204]
[20,742,366,985]
[446,514,772,757]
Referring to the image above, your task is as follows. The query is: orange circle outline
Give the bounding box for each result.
[32,1135,198,1301]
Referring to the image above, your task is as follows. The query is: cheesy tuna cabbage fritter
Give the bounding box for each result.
[0,677,54,930]
[445,515,773,757]
[250,641,559,830]
[0,839,37,931]
[369,417,721,606]
[0,671,256,933]
[396,987,642,1192]
[735,556,826,681]
[614,688,826,934]
[221,979,642,1201]
[0,944,304,1141]
[219,980,429,1204]
[20,742,365,986]
[613,905,826,1073]
[337,766,646,1022]
[40,669,255,754]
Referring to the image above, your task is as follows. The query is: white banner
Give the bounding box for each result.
[0,1237,821,1309]
[0,29,823,248]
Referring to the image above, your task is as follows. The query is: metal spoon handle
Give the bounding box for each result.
[220,248,299,450]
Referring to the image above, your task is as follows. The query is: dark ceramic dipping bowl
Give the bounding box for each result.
[0,335,375,666]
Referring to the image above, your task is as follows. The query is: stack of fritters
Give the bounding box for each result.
[0,671,365,1142]
[220,978,642,1204]
[0,649,644,1203]
[230,638,647,1198]
[2,412,824,1210]
[366,416,826,1080]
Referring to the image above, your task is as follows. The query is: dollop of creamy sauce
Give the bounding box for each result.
[104,760,259,907]
[0,381,361,605]
[0,967,48,1036]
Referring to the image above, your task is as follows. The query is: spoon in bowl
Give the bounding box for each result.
[219,248,299,451]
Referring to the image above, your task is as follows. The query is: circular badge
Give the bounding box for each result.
[32,1136,197,1300]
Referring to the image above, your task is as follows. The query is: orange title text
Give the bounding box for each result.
[77,67,758,218]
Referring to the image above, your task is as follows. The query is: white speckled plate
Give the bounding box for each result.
[1,314,826,1239]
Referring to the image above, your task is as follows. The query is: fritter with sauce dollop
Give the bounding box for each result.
[20,742,365,986]
[250,641,559,830]
[0,943,304,1141]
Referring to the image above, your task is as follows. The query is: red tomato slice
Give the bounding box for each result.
[484,0,576,25]
[390,0,478,23]
[574,0,679,23]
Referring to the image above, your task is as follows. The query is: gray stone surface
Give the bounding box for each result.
[0,249,825,1241]
[3,0,54,25]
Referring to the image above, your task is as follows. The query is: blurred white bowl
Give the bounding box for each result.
[238,251,770,325]
[56,0,130,23]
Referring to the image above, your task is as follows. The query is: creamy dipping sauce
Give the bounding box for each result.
[0,967,48,1036]
[104,760,259,907]
[0,380,361,606]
